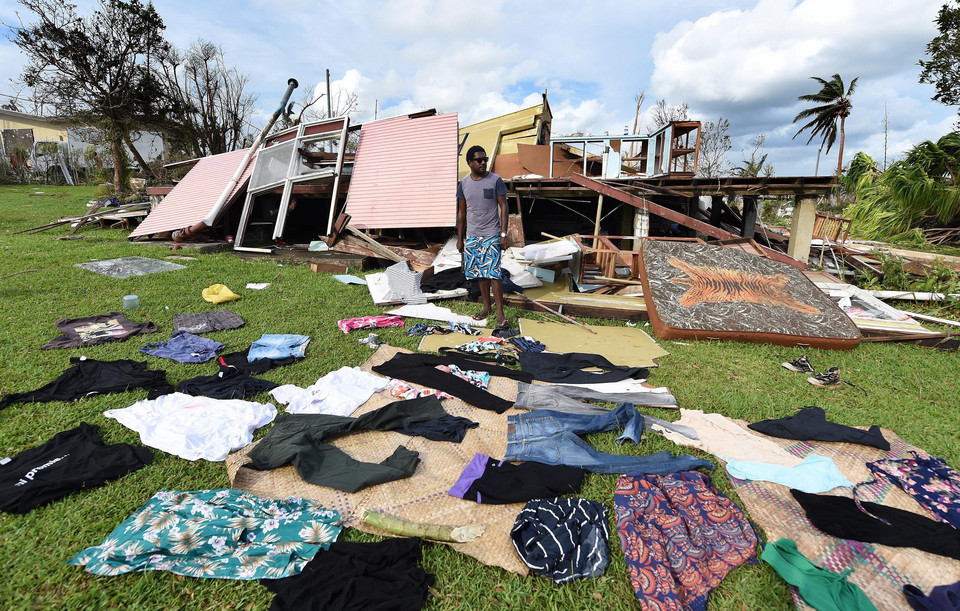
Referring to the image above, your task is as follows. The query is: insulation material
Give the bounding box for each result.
[640,240,861,350]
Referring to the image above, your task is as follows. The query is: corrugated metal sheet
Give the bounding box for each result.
[457,102,549,178]
[345,113,458,229]
[129,149,255,238]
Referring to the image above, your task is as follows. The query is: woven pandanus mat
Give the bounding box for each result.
[226,344,530,575]
[725,419,960,610]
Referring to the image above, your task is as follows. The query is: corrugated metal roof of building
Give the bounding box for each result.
[129,149,255,238]
[458,102,547,178]
[345,112,459,229]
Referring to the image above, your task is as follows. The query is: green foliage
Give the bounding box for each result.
[9,0,173,193]
[1,185,958,610]
[792,74,858,174]
[919,0,960,125]
[846,133,960,242]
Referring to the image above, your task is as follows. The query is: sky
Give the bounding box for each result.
[0,0,955,176]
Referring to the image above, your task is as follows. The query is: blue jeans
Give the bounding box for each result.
[248,334,311,362]
[504,403,714,474]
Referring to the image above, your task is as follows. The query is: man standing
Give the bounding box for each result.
[457,145,509,328]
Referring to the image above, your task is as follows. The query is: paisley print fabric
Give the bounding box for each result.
[69,489,341,579]
[614,471,758,610]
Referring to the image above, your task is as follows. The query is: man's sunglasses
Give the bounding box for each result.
[470,156,489,164]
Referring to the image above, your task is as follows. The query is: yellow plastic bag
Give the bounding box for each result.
[202,284,240,304]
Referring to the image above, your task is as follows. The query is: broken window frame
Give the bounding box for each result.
[234,117,350,247]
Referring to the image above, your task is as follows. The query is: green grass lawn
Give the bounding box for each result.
[0,184,957,610]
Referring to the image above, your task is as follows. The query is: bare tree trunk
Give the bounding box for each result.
[123,132,158,179]
[837,115,846,176]
[110,134,124,197]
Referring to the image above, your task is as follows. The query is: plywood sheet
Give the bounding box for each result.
[517,319,668,367]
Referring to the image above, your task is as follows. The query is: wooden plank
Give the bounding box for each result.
[503,295,647,321]
[570,172,736,241]
[569,175,806,269]
[310,261,349,274]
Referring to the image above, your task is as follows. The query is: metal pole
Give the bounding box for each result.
[326,69,333,118]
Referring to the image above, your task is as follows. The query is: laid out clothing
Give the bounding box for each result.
[558,379,668,393]
[514,382,678,414]
[614,471,758,610]
[550,383,678,407]
[245,396,447,493]
[462,235,503,280]
[448,453,585,504]
[725,454,852,493]
[442,364,490,389]
[856,452,960,530]
[373,352,530,413]
[139,330,225,363]
[458,171,507,237]
[249,334,310,362]
[0,423,152,514]
[510,497,609,584]
[263,537,435,611]
[904,582,960,611]
[219,349,301,374]
[0,357,173,411]
[518,351,649,385]
[761,538,877,611]
[653,409,802,466]
[336,315,404,335]
[104,393,277,461]
[504,403,714,474]
[172,310,245,334]
[177,365,278,400]
[508,336,544,352]
[748,406,890,451]
[69,489,341,579]
[270,366,391,416]
[400,414,478,443]
[792,489,960,561]
[389,380,454,402]
[42,312,158,350]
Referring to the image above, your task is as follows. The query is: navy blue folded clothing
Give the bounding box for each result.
[177,364,278,400]
[511,497,610,584]
[749,406,889,450]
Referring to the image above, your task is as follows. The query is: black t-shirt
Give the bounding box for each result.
[0,423,153,514]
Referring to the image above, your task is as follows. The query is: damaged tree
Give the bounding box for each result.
[157,39,258,158]
[8,0,174,193]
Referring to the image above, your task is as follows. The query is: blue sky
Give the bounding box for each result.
[0,0,954,175]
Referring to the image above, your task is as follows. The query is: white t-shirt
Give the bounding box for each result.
[269,366,391,417]
[104,393,277,461]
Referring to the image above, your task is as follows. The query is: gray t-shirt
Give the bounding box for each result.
[457,172,507,237]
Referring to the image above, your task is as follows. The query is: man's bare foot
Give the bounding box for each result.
[496,318,509,329]
[472,311,490,321]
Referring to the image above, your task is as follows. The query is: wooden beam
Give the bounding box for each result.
[569,175,807,269]
[570,173,735,240]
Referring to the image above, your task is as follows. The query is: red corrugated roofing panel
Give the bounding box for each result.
[129,149,255,238]
[345,113,458,229]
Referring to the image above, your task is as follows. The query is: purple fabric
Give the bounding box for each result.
[447,453,491,500]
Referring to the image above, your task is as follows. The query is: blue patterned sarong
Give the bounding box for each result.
[463,235,502,279]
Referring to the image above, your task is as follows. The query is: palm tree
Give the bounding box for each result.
[792,74,858,175]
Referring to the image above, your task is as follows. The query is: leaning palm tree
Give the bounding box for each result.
[792,74,858,175]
